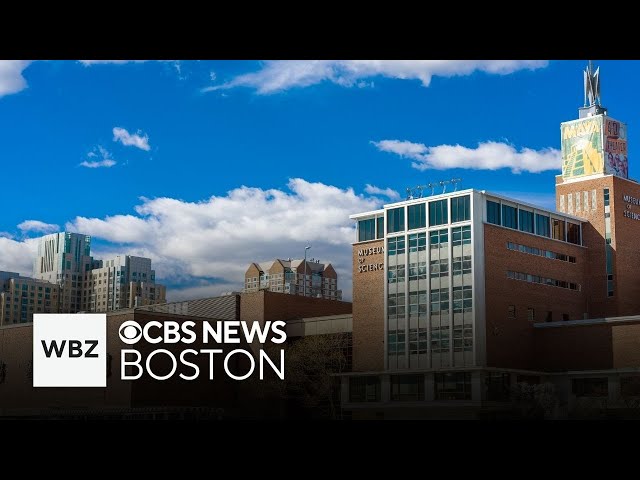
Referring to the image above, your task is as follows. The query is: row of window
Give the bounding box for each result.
[357,196,472,241]
[508,305,571,322]
[507,271,580,291]
[487,200,581,245]
[386,195,471,234]
[387,226,471,258]
[506,242,577,263]
[349,372,473,402]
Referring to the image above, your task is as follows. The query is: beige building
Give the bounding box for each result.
[0,274,60,325]
[244,258,341,300]
[83,255,166,312]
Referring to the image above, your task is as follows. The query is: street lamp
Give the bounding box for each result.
[303,243,311,297]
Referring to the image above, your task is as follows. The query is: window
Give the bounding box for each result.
[409,329,428,354]
[527,307,535,322]
[562,313,569,321]
[552,218,566,241]
[451,195,470,223]
[429,259,448,279]
[545,311,552,322]
[429,199,448,226]
[391,375,424,401]
[408,232,427,252]
[604,188,610,207]
[487,200,501,225]
[434,372,471,400]
[358,219,376,242]
[430,229,448,249]
[572,378,608,397]
[508,305,516,319]
[387,207,405,233]
[430,288,449,313]
[535,213,550,237]
[376,216,384,239]
[507,271,580,291]
[349,376,381,402]
[407,203,426,230]
[502,204,518,229]
[453,285,472,313]
[387,330,405,354]
[566,222,581,245]
[506,242,576,263]
[452,255,472,276]
[452,225,471,246]
[519,209,534,233]
[388,237,405,256]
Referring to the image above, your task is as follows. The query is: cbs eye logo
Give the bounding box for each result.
[119,321,143,345]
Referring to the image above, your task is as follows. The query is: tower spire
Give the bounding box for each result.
[584,60,601,107]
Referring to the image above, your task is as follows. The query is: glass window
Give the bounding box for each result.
[387,207,405,234]
[407,203,426,230]
[376,216,384,239]
[566,222,581,245]
[388,237,405,256]
[527,307,535,322]
[452,225,471,246]
[451,195,470,223]
[434,372,471,400]
[552,218,566,241]
[429,229,448,249]
[391,375,424,401]
[429,199,448,226]
[572,378,608,397]
[487,200,500,225]
[387,330,406,354]
[535,213,550,237]
[604,188,610,207]
[508,305,516,318]
[502,204,517,229]
[519,209,534,233]
[349,376,381,402]
[358,219,376,242]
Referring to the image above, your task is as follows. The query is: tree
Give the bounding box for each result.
[244,333,351,419]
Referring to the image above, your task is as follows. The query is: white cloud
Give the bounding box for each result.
[209,71,217,81]
[80,145,116,168]
[0,237,38,275]
[364,184,400,200]
[372,139,560,174]
[65,178,381,301]
[79,60,148,66]
[17,220,59,234]
[0,60,32,98]
[113,127,151,151]
[203,60,548,94]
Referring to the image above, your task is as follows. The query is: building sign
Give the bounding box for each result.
[357,246,384,273]
[604,118,628,179]
[561,116,604,179]
[622,194,640,221]
[561,115,629,180]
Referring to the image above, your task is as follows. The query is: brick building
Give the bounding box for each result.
[341,63,640,418]
[244,258,341,300]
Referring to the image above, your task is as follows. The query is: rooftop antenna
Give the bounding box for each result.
[405,178,464,200]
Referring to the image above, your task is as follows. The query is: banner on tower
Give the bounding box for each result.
[603,118,628,179]
[561,116,604,179]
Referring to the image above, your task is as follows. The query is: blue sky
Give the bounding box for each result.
[0,60,635,300]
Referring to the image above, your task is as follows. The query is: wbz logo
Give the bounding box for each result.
[33,314,106,387]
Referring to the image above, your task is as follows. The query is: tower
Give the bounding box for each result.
[33,232,93,313]
[556,61,639,317]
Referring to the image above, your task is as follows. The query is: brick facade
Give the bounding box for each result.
[351,239,385,371]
